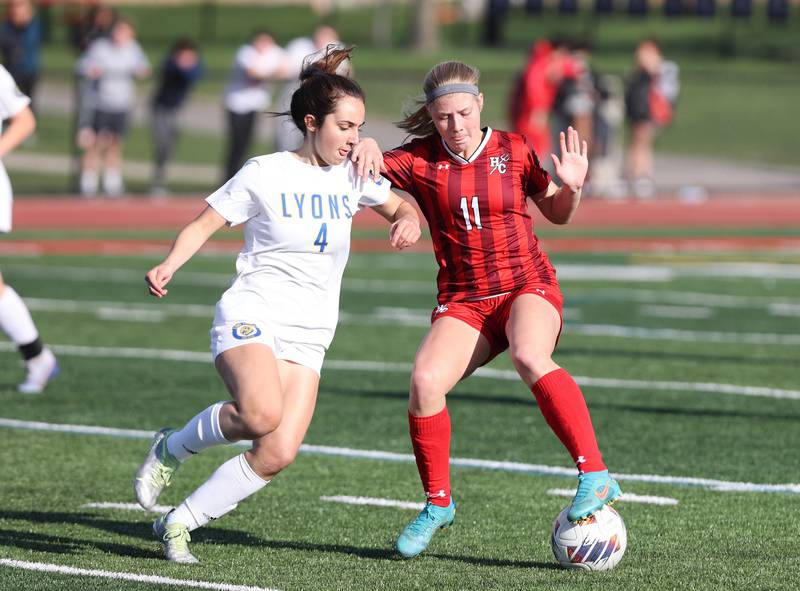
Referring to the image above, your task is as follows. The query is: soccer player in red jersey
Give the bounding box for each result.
[354,60,621,559]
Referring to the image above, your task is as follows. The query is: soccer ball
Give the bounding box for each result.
[550,505,627,571]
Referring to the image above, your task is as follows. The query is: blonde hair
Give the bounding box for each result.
[396,61,480,137]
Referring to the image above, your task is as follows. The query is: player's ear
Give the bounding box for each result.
[476,93,484,112]
[304,114,317,133]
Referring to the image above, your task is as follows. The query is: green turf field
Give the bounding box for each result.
[0,232,798,589]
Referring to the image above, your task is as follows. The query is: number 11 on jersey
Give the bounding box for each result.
[314,223,328,252]
[460,196,482,231]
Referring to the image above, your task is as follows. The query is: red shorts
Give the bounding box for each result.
[430,284,564,363]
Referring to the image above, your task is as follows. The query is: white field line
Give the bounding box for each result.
[1,341,798,400]
[1,417,799,495]
[21,296,800,346]
[6,262,800,295]
[769,302,800,317]
[583,288,800,310]
[639,304,714,319]
[0,558,279,591]
[567,324,800,346]
[320,496,424,510]
[546,488,679,506]
[81,502,172,513]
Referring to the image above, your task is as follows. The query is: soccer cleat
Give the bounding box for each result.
[396,499,456,558]
[18,347,59,394]
[134,428,180,510]
[568,469,622,523]
[153,513,199,564]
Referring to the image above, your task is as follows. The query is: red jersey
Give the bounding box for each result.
[383,128,557,303]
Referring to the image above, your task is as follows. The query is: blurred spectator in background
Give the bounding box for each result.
[550,40,595,165]
[484,0,510,46]
[71,3,116,186]
[77,18,149,197]
[624,38,679,198]
[150,38,204,195]
[274,24,344,152]
[510,39,579,169]
[222,30,288,181]
[0,0,42,112]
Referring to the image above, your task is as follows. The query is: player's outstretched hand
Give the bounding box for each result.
[350,137,384,182]
[145,263,175,298]
[389,216,421,250]
[551,126,588,193]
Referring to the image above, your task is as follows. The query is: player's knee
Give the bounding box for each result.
[510,347,553,381]
[267,446,300,473]
[238,406,281,439]
[410,366,447,406]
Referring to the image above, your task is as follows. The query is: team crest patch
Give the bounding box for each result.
[232,322,262,340]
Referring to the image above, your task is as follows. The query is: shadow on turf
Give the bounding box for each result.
[322,386,800,422]
[193,533,559,569]
[0,509,558,569]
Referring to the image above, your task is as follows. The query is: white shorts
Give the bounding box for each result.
[210,320,326,376]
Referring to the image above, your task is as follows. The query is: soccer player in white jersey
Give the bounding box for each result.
[0,64,59,393]
[134,47,420,564]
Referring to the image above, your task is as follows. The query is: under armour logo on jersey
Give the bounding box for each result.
[489,154,511,175]
[437,163,450,170]
[434,304,449,315]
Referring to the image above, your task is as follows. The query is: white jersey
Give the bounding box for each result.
[207,152,390,350]
[224,43,286,114]
[0,65,30,234]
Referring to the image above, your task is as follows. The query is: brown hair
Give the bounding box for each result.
[396,61,480,137]
[283,46,363,136]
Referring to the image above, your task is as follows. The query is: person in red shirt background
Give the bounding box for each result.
[511,39,580,162]
[355,59,621,559]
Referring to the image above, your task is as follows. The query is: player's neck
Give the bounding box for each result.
[292,144,330,168]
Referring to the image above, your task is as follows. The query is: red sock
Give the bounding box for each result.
[532,368,606,473]
[408,407,451,507]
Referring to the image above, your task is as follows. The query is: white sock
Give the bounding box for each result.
[0,286,38,345]
[80,170,98,196]
[168,453,268,531]
[167,401,231,462]
[103,169,123,195]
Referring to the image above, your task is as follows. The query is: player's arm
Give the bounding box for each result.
[146,206,227,297]
[530,126,588,225]
[0,105,35,158]
[349,136,384,181]
[370,191,421,250]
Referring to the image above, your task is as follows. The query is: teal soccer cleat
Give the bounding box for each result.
[396,499,456,558]
[568,469,622,523]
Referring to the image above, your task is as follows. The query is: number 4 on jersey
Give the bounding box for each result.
[314,223,328,252]
[460,196,482,231]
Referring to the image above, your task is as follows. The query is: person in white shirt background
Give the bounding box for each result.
[77,18,150,197]
[223,30,289,180]
[0,64,59,394]
[134,47,420,564]
[274,25,342,152]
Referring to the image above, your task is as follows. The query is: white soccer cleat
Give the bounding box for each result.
[18,347,59,394]
[134,428,180,510]
[153,513,199,564]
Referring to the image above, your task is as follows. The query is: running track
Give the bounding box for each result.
[3,194,799,254]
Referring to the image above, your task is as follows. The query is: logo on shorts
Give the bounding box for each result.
[232,322,261,340]
[434,304,449,315]
[535,288,546,296]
